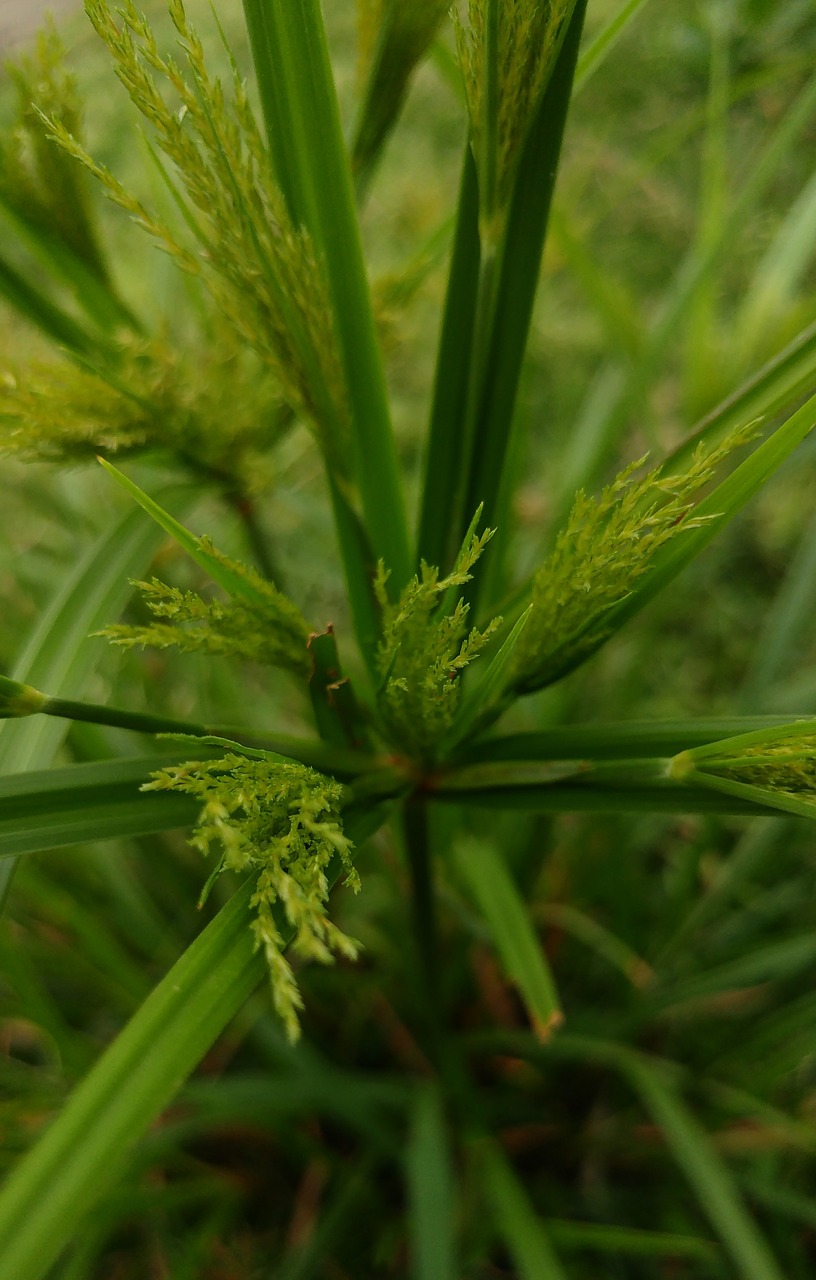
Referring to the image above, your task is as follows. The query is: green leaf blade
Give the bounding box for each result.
[406,1085,457,1280]
[453,836,562,1038]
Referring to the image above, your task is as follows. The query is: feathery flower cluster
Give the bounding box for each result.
[0,23,107,277]
[670,722,816,820]
[455,0,575,216]
[48,0,350,472]
[375,521,501,760]
[99,539,312,676]
[508,421,760,694]
[146,751,359,1041]
[0,333,282,491]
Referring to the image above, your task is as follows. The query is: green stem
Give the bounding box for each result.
[403,797,442,1063]
[2,682,382,777]
[417,1,588,584]
[242,0,411,597]
[463,0,588,613]
[417,147,481,569]
[42,697,203,737]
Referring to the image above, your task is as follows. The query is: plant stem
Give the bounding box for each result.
[42,696,202,736]
[403,796,442,1065]
[5,686,381,777]
[242,0,411,594]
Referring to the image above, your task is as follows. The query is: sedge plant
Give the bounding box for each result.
[0,0,816,1275]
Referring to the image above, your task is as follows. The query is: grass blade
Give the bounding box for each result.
[537,903,653,989]
[351,2,449,195]
[0,198,137,335]
[0,512,171,777]
[477,1141,568,1279]
[557,67,816,511]
[453,836,562,1038]
[623,1056,785,1280]
[545,1218,717,1260]
[97,461,273,608]
[0,494,186,906]
[0,800,378,1280]
[456,717,799,763]
[0,877,264,1280]
[740,509,816,708]
[419,2,588,586]
[406,1085,457,1280]
[668,317,816,473]
[417,146,481,569]
[434,759,780,816]
[0,756,201,857]
[734,167,816,372]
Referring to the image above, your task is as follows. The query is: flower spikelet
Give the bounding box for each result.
[671,723,816,818]
[99,545,312,677]
[454,0,574,212]
[0,331,282,492]
[376,522,501,760]
[712,739,816,804]
[509,421,760,693]
[46,0,350,469]
[145,754,359,1041]
[0,23,108,278]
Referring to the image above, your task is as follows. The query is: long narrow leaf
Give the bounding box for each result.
[0,199,137,335]
[457,716,797,763]
[0,251,99,354]
[478,1142,568,1279]
[435,761,780,816]
[667,317,816,474]
[545,1218,717,1259]
[535,1034,786,1280]
[0,878,264,1280]
[417,147,481,569]
[556,68,816,510]
[419,2,588,586]
[406,1085,457,1280]
[573,0,654,93]
[351,2,449,195]
[0,500,178,905]
[0,798,380,1280]
[0,756,201,858]
[454,837,562,1038]
[623,1056,785,1280]
[97,461,273,607]
[740,508,816,708]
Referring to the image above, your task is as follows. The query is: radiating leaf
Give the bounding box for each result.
[0,755,201,858]
[453,836,562,1038]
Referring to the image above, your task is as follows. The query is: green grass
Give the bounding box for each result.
[0,0,815,1275]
